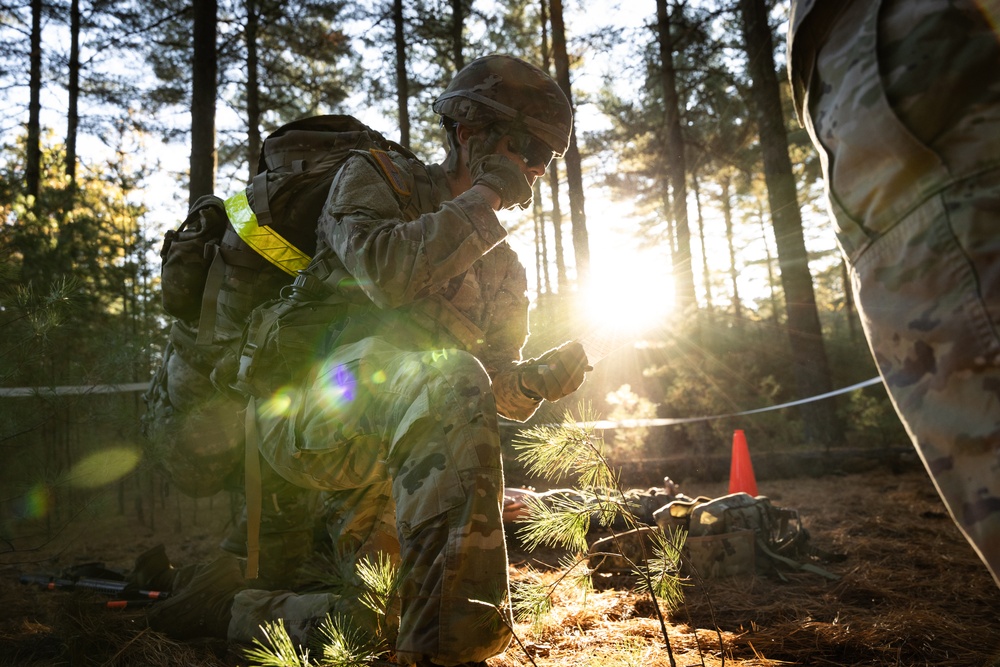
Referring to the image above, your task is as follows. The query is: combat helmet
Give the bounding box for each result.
[433,54,573,156]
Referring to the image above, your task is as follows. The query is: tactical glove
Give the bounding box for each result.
[519,341,591,402]
[471,154,534,211]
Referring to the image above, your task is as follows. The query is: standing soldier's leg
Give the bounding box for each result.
[802,0,1000,585]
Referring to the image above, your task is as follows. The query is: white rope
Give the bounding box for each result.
[1,376,886,431]
[579,377,884,430]
[0,382,148,397]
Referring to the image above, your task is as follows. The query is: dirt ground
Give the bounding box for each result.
[1,463,999,667]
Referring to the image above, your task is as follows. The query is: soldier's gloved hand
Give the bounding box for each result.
[519,341,591,402]
[471,154,533,211]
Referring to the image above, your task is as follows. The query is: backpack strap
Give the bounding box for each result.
[250,171,274,229]
[224,189,311,276]
[195,249,226,346]
[754,535,840,581]
[244,396,262,580]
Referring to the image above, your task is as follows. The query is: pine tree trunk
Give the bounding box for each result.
[532,186,545,296]
[190,0,218,206]
[26,0,42,203]
[548,0,589,284]
[656,0,697,312]
[540,0,568,293]
[451,0,465,71]
[721,174,742,319]
[393,0,410,149]
[66,0,80,190]
[246,0,262,177]
[739,0,843,446]
[693,172,713,312]
[757,201,781,321]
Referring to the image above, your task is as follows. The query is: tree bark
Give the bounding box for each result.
[393,0,410,149]
[757,200,781,321]
[245,0,262,176]
[190,0,218,206]
[548,0,589,284]
[450,0,465,71]
[721,173,742,320]
[66,0,80,190]
[26,0,42,203]
[532,183,549,295]
[540,0,567,293]
[693,172,713,312]
[655,0,697,312]
[739,0,842,446]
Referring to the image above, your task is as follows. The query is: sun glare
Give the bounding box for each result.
[577,253,675,337]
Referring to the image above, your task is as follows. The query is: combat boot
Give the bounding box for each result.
[146,554,246,640]
[219,508,248,557]
[126,543,173,591]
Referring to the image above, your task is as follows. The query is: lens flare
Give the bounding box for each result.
[64,445,141,489]
[14,484,51,519]
[316,362,357,411]
[261,386,296,419]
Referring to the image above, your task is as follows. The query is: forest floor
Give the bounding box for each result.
[1,461,999,667]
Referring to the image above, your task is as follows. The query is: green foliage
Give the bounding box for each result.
[510,577,554,626]
[243,613,386,667]
[634,527,686,611]
[513,404,618,491]
[242,555,399,666]
[355,551,402,625]
[512,406,686,651]
[515,491,595,553]
[315,614,385,667]
[842,388,907,448]
[0,129,157,536]
[244,620,313,667]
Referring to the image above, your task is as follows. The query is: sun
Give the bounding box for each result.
[575,249,675,339]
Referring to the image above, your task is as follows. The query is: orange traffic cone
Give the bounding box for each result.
[728,429,758,496]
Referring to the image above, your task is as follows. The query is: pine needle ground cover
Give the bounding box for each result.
[1,468,998,667]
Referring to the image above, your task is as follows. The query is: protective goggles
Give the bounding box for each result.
[509,132,555,169]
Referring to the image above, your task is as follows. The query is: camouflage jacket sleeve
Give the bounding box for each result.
[317,153,508,310]
[469,243,542,422]
[317,151,544,422]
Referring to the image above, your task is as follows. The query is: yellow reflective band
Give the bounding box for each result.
[224,190,311,276]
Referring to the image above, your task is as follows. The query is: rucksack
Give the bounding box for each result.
[666,492,841,580]
[586,492,842,581]
[143,114,417,497]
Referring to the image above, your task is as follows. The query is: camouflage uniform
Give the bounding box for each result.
[788,0,1000,586]
[230,148,548,664]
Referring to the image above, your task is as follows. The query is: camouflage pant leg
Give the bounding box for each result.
[254,336,512,665]
[228,589,383,646]
[322,483,400,562]
[802,0,1000,585]
[255,458,320,589]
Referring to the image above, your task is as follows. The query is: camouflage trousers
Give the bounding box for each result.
[232,336,513,665]
[800,0,1000,585]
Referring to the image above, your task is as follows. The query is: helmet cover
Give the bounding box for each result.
[433,54,573,156]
